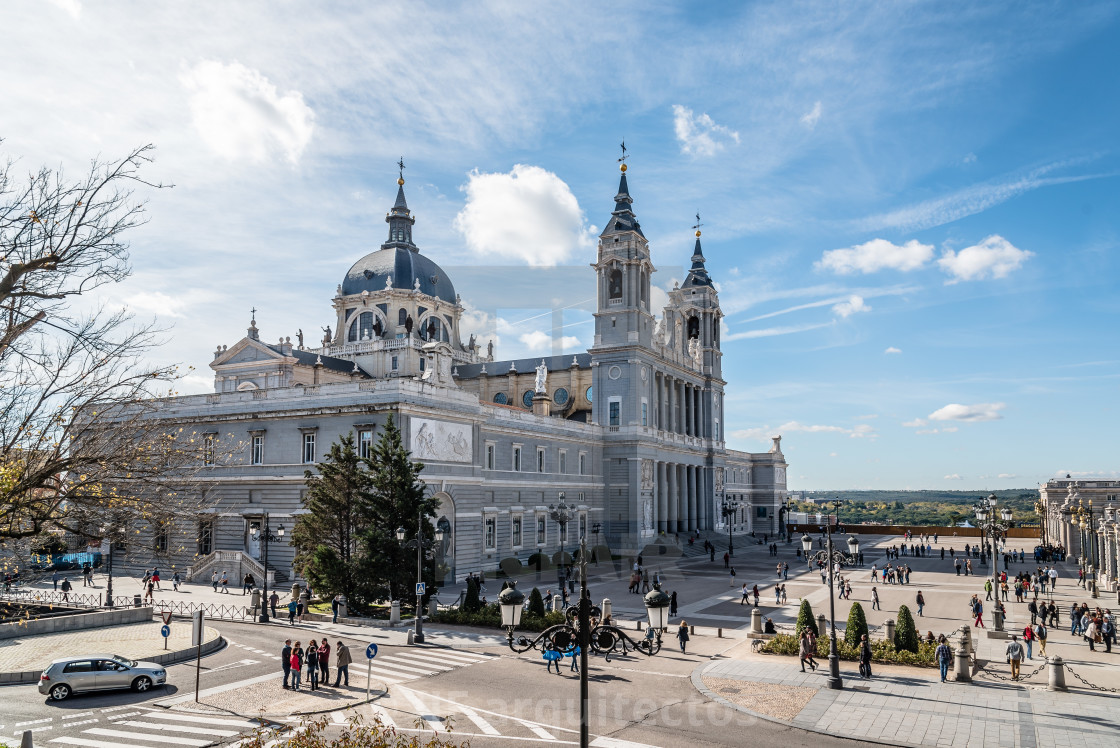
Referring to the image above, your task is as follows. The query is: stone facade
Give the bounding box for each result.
[1040,478,1120,593]
[127,161,788,584]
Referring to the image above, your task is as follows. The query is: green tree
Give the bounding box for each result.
[844,601,869,646]
[362,414,440,607]
[462,576,481,613]
[290,434,374,603]
[796,599,818,637]
[894,604,919,652]
[527,587,546,618]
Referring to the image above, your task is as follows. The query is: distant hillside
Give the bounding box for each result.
[800,489,1035,504]
[793,489,1040,527]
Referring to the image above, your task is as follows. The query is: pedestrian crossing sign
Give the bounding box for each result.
[415,582,426,595]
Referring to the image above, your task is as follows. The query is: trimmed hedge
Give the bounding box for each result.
[759,633,940,667]
[796,599,818,637]
[844,602,868,647]
[431,603,564,632]
[528,587,546,618]
[895,605,920,653]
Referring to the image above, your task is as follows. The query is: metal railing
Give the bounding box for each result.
[152,599,258,621]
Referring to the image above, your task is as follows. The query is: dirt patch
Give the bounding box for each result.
[702,676,817,721]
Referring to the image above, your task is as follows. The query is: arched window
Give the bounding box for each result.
[640,271,648,305]
[398,308,407,326]
[348,312,376,342]
[608,269,623,300]
[687,315,700,339]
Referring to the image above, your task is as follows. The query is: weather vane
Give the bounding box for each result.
[618,141,628,164]
[250,306,257,322]
[692,213,703,233]
[397,157,405,181]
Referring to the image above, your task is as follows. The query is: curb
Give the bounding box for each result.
[288,681,391,716]
[689,659,927,748]
[0,633,226,686]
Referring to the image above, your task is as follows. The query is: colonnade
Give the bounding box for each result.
[653,371,703,437]
[652,461,709,533]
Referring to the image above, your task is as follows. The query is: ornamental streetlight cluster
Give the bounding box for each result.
[721,498,741,557]
[973,493,1013,628]
[801,499,859,690]
[396,514,445,644]
[249,514,285,622]
[1074,500,1100,598]
[549,495,575,577]
[500,535,669,748]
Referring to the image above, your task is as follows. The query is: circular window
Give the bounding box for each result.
[493,392,508,405]
[553,387,569,406]
[585,386,593,403]
[522,390,535,408]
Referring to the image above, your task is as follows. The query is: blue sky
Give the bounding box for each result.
[2,1,1118,490]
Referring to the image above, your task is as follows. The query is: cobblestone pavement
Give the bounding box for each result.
[0,622,221,673]
[694,653,1120,748]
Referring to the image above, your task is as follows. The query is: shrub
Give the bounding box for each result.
[759,633,939,667]
[894,605,920,653]
[431,603,564,632]
[527,552,552,571]
[844,602,868,646]
[796,599,818,637]
[527,587,546,618]
[499,557,523,578]
[462,577,481,613]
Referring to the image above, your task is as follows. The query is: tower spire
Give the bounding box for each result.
[384,160,417,250]
[684,213,713,287]
[601,143,643,238]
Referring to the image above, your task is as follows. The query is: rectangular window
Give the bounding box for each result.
[756,506,768,518]
[641,401,648,427]
[154,522,169,554]
[358,429,373,460]
[579,453,587,475]
[391,355,398,370]
[579,514,587,541]
[198,520,213,556]
[513,446,522,472]
[486,443,495,470]
[420,357,426,372]
[559,451,567,474]
[302,432,316,464]
[251,434,264,465]
[537,448,545,473]
[609,401,620,427]
[512,517,522,547]
[484,517,496,550]
[536,516,546,545]
[203,433,215,466]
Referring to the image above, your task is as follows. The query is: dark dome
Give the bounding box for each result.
[341,246,457,303]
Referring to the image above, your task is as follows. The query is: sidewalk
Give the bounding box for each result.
[694,650,1120,748]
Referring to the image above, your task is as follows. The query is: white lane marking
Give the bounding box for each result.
[519,720,557,741]
[397,688,446,732]
[368,704,397,729]
[147,712,263,728]
[117,720,239,738]
[371,657,441,675]
[383,654,455,671]
[459,706,500,736]
[590,737,658,748]
[61,719,99,728]
[50,738,128,748]
[330,711,347,725]
[83,728,212,746]
[61,712,96,720]
[423,650,492,664]
[158,671,277,705]
[107,711,144,721]
[100,705,134,713]
[15,718,53,727]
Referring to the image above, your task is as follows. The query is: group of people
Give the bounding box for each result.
[869,562,912,585]
[1071,604,1115,653]
[282,638,353,690]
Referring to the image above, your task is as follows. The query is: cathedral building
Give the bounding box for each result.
[144,159,788,585]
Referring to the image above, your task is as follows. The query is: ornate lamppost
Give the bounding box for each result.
[973,494,1013,629]
[781,495,796,543]
[721,498,740,557]
[800,499,859,690]
[250,514,284,622]
[591,522,602,565]
[1079,501,1100,598]
[549,494,574,583]
[499,536,668,748]
[396,513,445,644]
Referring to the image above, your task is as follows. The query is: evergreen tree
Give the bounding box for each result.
[527,587,546,618]
[290,434,375,603]
[462,576,481,613]
[362,414,441,607]
[796,599,818,637]
[844,602,869,646]
[894,604,920,652]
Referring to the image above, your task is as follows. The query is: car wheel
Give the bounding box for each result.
[132,676,152,692]
[49,684,71,701]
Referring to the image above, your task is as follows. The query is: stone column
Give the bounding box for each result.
[695,388,703,437]
[667,463,678,531]
[657,462,669,533]
[687,465,697,531]
[676,464,687,532]
[666,376,675,433]
[682,384,690,436]
[678,380,686,434]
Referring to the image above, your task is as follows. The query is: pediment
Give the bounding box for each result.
[211,338,288,370]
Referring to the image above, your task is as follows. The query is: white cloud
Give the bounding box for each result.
[929,402,1005,422]
[732,420,875,441]
[998,473,1017,479]
[672,104,740,157]
[800,101,822,129]
[723,321,834,341]
[816,239,934,275]
[454,165,594,267]
[884,346,902,354]
[944,474,963,480]
[180,60,315,164]
[916,428,940,434]
[519,330,580,353]
[937,235,1033,282]
[902,418,927,428]
[832,295,870,318]
[963,152,977,164]
[942,426,958,433]
[47,0,81,19]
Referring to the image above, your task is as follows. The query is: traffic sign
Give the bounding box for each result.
[415,582,426,595]
[161,624,171,638]
[366,642,378,659]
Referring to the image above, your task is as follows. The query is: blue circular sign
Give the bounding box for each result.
[160,625,170,637]
[366,642,378,660]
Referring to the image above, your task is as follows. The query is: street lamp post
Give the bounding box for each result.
[104,539,114,609]
[549,495,574,584]
[500,535,667,748]
[591,522,602,565]
[973,494,1012,630]
[1080,502,1100,598]
[721,498,740,557]
[396,513,445,644]
[782,496,794,543]
[801,500,859,691]
[250,513,284,623]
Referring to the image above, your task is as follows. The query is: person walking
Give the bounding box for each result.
[269,590,279,619]
[152,568,161,590]
[243,573,253,595]
[916,590,925,617]
[307,639,320,691]
[783,562,789,580]
[729,567,736,587]
[935,635,952,682]
[1036,622,1048,659]
[544,643,562,673]
[740,583,749,605]
[871,586,880,611]
[331,595,340,623]
[723,552,729,569]
[984,578,993,601]
[220,571,229,593]
[1084,617,1099,652]
[752,585,760,607]
[567,644,580,673]
[211,570,219,592]
[288,599,297,625]
[281,639,292,689]
[172,572,181,591]
[1006,636,1024,680]
[972,596,985,629]
[144,578,155,603]
[858,634,873,679]
[799,631,818,672]
[677,621,690,653]
[954,558,961,576]
[1022,624,1034,659]
[334,641,352,686]
[669,591,678,618]
[52,570,60,591]
[60,577,71,602]
[318,640,331,685]
[781,584,788,605]
[290,642,303,690]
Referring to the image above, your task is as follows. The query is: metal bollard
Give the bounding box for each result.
[885,619,896,644]
[954,648,972,682]
[817,613,827,636]
[1047,655,1067,692]
[690,625,695,635]
[601,598,612,622]
[390,600,401,625]
[21,729,33,748]
[718,628,723,638]
[636,620,642,631]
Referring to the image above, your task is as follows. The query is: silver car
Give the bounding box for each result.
[38,654,166,700]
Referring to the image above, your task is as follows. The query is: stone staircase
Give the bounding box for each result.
[185,550,286,585]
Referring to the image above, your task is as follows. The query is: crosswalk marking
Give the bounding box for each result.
[107,711,144,720]
[50,738,130,748]
[422,649,492,665]
[330,711,347,725]
[368,704,397,729]
[83,727,212,746]
[458,707,500,736]
[382,653,455,671]
[149,712,262,728]
[62,719,99,728]
[62,712,96,721]
[115,721,239,738]
[398,688,446,732]
[519,720,558,741]
[373,657,444,675]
